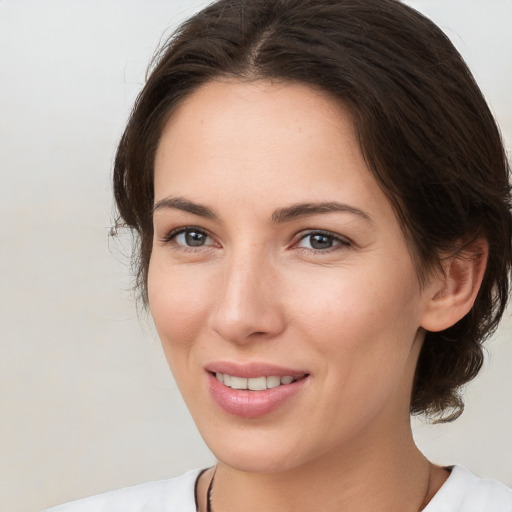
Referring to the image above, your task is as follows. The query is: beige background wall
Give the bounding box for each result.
[1,1,510,511]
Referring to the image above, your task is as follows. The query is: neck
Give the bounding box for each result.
[204,421,445,512]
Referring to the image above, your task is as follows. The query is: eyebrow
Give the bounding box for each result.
[153,196,372,224]
[153,196,218,219]
[271,201,372,224]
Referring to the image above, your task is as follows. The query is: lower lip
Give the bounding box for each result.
[207,373,308,418]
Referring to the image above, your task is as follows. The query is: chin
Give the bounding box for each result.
[200,425,319,474]
[215,448,304,474]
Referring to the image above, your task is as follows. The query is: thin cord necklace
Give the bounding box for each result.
[206,467,216,512]
[419,464,433,511]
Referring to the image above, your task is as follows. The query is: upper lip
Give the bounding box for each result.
[206,361,308,379]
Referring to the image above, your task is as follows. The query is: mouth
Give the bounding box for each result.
[212,372,306,391]
[206,364,310,418]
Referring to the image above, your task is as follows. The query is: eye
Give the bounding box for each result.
[162,227,216,249]
[176,229,210,247]
[296,231,350,251]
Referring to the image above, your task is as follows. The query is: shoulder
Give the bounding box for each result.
[425,465,512,512]
[44,469,202,512]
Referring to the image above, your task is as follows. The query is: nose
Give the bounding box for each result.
[208,250,286,345]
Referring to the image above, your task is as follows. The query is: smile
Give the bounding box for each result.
[215,372,299,390]
[207,367,310,418]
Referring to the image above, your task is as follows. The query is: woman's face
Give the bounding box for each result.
[149,80,436,473]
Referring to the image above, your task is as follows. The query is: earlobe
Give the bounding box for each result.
[420,239,488,333]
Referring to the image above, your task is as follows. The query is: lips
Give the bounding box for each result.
[206,362,309,418]
[206,361,308,379]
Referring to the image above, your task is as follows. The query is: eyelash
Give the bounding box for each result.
[160,227,351,254]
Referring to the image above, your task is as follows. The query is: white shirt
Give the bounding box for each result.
[45,465,512,512]
[424,466,512,512]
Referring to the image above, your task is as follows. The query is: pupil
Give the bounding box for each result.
[311,234,332,249]
[185,231,205,246]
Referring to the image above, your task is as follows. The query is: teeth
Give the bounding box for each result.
[215,373,299,390]
[230,376,247,389]
[248,376,267,391]
[266,376,281,388]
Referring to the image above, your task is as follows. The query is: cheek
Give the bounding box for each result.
[285,261,423,377]
[148,258,210,354]
[295,269,422,420]
[289,264,419,329]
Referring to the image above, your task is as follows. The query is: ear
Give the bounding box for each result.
[420,238,488,332]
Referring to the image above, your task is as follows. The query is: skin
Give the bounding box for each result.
[148,80,483,511]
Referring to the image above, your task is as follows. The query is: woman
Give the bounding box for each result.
[47,0,512,510]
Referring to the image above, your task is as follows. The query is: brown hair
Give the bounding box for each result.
[113,0,512,421]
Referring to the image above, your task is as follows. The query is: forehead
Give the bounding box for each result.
[156,79,351,163]
[153,79,390,221]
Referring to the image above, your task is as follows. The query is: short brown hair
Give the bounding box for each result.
[113,0,512,421]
